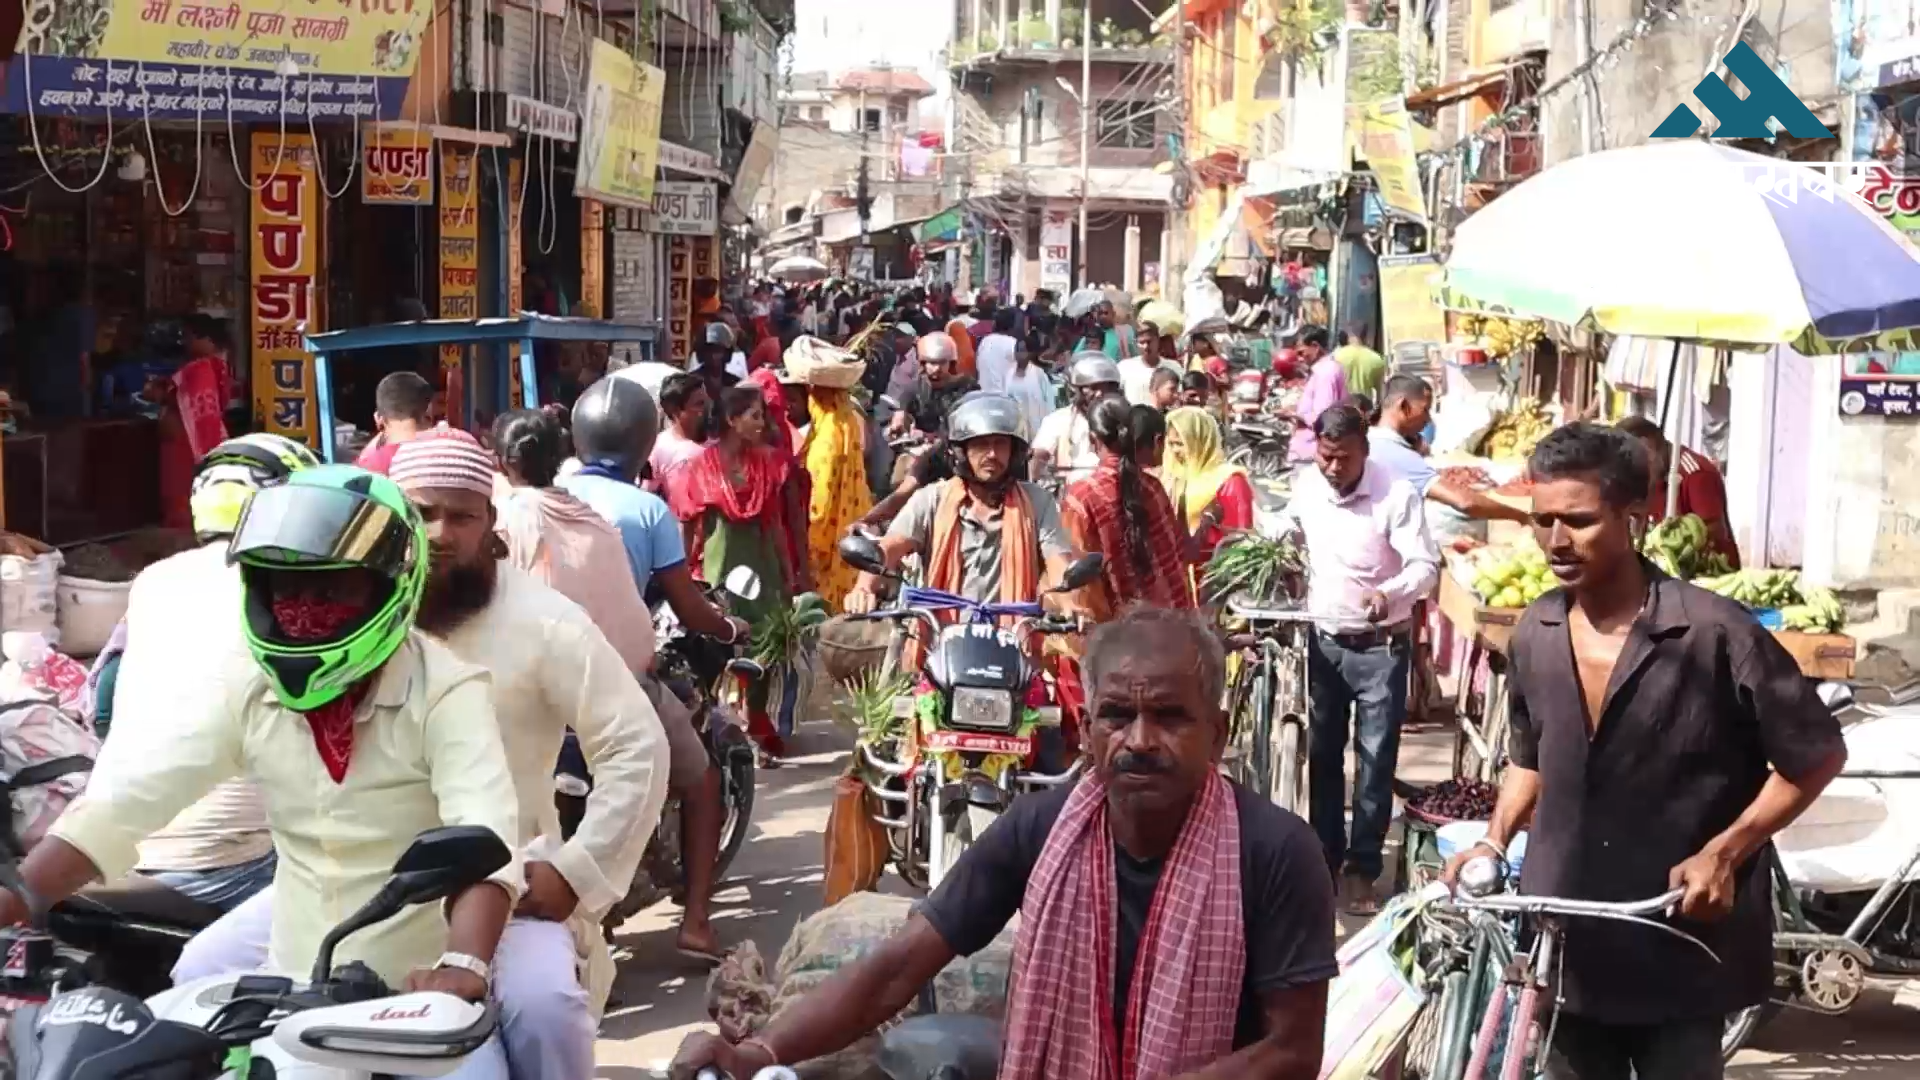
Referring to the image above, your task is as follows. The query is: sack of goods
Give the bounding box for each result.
[705,892,1017,1080]
[784,335,866,389]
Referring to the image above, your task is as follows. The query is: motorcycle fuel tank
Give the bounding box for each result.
[925,624,1030,694]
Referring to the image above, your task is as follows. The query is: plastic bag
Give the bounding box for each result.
[822,776,889,906]
[0,697,99,850]
[0,553,61,639]
[1320,892,1432,1080]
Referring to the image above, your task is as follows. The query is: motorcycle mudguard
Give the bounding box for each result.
[271,991,493,1076]
[875,1013,1003,1080]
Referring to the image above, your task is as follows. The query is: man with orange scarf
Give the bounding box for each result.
[844,394,1074,619]
[670,606,1334,1080]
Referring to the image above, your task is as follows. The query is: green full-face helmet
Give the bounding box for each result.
[227,465,427,710]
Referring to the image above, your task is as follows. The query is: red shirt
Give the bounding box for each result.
[748,336,782,372]
[1652,447,1740,569]
[356,441,402,475]
[1191,472,1255,565]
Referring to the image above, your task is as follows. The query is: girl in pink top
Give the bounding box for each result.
[647,373,712,494]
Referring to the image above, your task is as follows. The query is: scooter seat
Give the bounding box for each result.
[65,877,225,931]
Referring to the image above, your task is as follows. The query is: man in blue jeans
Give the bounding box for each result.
[1276,405,1438,914]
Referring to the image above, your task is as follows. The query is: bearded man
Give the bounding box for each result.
[173,430,670,1079]
[672,606,1336,1080]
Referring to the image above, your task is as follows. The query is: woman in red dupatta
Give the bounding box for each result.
[671,382,804,757]
[1062,395,1194,617]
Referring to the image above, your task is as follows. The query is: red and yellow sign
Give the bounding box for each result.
[580,199,605,317]
[508,156,526,408]
[249,132,321,448]
[438,143,478,422]
[668,235,693,362]
[362,126,433,205]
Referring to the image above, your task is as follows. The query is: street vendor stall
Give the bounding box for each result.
[302,315,659,461]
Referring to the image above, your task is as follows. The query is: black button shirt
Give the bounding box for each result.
[1506,565,1844,1025]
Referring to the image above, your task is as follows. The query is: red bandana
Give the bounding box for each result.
[272,596,375,783]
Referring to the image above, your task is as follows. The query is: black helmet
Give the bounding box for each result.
[945,392,1030,487]
[570,375,660,476]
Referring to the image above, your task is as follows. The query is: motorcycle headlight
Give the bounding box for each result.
[949,687,1016,731]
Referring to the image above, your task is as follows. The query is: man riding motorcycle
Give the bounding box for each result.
[101,433,317,913]
[846,393,1076,613]
[558,375,751,962]
[1029,352,1122,487]
[175,433,672,1078]
[886,331,979,442]
[4,467,524,1076]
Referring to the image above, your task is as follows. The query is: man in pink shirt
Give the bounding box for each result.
[1277,403,1438,914]
[647,373,711,494]
[1287,327,1348,463]
[355,371,434,473]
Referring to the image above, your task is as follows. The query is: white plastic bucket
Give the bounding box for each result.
[54,575,131,657]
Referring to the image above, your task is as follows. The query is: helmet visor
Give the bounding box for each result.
[227,484,414,581]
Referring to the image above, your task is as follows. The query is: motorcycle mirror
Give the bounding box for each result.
[838,533,890,576]
[724,565,764,602]
[1054,553,1105,592]
[727,657,767,681]
[387,826,513,908]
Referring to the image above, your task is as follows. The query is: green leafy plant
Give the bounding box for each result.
[838,667,915,746]
[750,592,829,670]
[1263,0,1342,61]
[1059,6,1085,45]
[1201,532,1305,607]
[717,0,755,34]
[976,30,1000,52]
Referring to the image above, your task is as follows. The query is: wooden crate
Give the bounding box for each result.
[1438,568,1520,655]
[1772,631,1856,681]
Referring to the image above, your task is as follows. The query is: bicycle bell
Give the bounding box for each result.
[1457,853,1509,898]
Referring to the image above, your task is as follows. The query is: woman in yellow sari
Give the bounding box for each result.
[802,384,872,608]
[1163,406,1254,570]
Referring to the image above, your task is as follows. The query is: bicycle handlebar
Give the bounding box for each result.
[1453,888,1685,920]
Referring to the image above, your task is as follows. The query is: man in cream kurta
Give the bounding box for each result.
[59,631,522,986]
[178,433,671,1079]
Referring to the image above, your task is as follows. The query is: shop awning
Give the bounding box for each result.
[305,314,658,354]
[1405,65,1521,111]
[915,205,966,244]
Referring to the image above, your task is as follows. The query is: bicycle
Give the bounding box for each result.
[1436,862,1717,1080]
[1222,593,1314,816]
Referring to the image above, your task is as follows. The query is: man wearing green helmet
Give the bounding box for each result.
[3,466,523,1070]
[93,433,319,912]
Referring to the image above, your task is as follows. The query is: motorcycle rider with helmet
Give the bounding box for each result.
[557,376,750,963]
[1029,352,1123,487]
[885,331,978,442]
[2,466,523,1076]
[844,393,1076,614]
[99,433,318,913]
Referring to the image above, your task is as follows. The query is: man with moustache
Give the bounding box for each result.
[671,606,1335,1079]
[174,431,670,1079]
[1444,424,1844,1080]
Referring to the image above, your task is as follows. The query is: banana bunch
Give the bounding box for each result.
[1781,586,1845,634]
[793,592,830,633]
[1481,403,1555,462]
[1642,513,1713,578]
[1694,568,1802,609]
[1481,317,1544,360]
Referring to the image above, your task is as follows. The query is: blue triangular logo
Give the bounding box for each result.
[1649,43,1833,139]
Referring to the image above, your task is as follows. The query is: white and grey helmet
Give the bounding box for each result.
[1067,352,1122,389]
[701,322,736,350]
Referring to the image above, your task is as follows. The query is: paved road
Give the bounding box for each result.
[590,723,1920,1077]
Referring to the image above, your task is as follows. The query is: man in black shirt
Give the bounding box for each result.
[1445,424,1845,1080]
[671,607,1334,1080]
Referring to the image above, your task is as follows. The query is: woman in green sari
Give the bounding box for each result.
[670,383,803,759]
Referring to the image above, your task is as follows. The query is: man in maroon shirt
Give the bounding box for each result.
[1616,417,1740,569]
[355,371,434,473]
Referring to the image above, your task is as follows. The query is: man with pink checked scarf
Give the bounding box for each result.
[671,606,1337,1080]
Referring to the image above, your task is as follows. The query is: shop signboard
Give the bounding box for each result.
[1356,100,1426,220]
[668,235,693,361]
[6,0,425,119]
[1377,254,1448,354]
[438,143,480,391]
[505,94,577,142]
[1840,356,1920,418]
[580,200,606,316]
[361,126,433,205]
[1039,210,1073,293]
[648,181,718,236]
[249,132,320,448]
[850,245,875,281]
[575,40,666,209]
[1849,162,1920,242]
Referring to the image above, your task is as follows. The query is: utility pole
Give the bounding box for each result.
[1077,5,1091,288]
[1168,0,1186,291]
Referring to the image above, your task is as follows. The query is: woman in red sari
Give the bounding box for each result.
[670,383,807,759]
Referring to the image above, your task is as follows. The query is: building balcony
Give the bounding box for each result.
[975,162,1173,205]
[948,38,1172,73]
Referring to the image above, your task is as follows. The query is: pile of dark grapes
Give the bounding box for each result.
[1408,778,1499,821]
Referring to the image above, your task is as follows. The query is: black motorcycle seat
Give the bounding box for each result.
[65,877,224,930]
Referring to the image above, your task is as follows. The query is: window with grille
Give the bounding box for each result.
[1096,100,1156,149]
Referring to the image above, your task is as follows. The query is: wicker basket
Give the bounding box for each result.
[783,335,865,389]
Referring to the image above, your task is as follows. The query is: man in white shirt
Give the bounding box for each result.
[1000,328,1057,437]
[176,434,671,1079]
[13,468,523,1077]
[1117,320,1183,407]
[975,308,1020,393]
[1276,403,1438,915]
[1030,352,1120,487]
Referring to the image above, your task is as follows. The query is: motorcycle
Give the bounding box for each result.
[6,825,511,1079]
[558,566,763,937]
[1724,689,1920,1056]
[837,534,1104,890]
